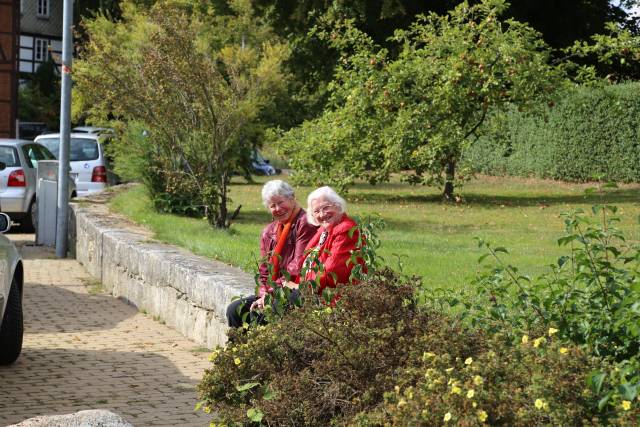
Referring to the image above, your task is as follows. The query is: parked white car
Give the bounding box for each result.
[0,139,72,231]
[0,209,24,365]
[35,133,117,197]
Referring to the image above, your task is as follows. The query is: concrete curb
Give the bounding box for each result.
[68,196,254,348]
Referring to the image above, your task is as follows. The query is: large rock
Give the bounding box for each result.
[9,409,133,427]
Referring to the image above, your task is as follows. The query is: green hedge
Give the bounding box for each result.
[464,82,640,182]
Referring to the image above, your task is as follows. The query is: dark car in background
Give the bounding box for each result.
[17,122,48,141]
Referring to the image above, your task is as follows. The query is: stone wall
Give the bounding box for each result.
[68,197,255,349]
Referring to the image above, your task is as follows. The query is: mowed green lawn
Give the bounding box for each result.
[109,176,640,292]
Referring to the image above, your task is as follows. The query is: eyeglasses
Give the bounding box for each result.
[312,204,336,216]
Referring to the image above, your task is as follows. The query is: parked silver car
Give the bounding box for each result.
[0,139,73,231]
[0,211,24,365]
[35,133,117,197]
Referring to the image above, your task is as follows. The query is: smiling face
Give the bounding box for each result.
[311,197,342,228]
[267,195,296,223]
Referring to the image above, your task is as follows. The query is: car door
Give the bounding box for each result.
[20,144,41,203]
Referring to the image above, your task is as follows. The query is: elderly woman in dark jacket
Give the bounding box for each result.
[226,180,317,327]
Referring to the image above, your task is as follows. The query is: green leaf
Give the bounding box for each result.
[617,384,637,401]
[247,408,264,423]
[263,387,276,401]
[587,371,606,394]
[236,382,260,392]
[477,253,491,263]
[493,247,509,254]
[597,393,611,410]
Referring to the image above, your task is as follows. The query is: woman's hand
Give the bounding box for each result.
[282,280,299,290]
[250,295,266,311]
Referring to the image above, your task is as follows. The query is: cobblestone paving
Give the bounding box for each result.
[0,234,213,426]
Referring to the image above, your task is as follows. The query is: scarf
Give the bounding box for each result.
[270,206,300,281]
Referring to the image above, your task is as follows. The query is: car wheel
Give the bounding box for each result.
[21,199,36,233]
[0,276,23,365]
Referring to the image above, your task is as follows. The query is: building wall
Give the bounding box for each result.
[19,0,62,74]
[0,0,19,137]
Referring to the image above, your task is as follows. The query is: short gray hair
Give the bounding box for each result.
[261,180,295,207]
[306,186,347,225]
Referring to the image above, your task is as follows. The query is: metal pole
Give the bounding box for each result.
[55,0,73,258]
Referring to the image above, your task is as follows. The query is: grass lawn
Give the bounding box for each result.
[109,176,640,293]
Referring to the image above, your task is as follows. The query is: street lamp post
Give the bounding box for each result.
[55,0,73,258]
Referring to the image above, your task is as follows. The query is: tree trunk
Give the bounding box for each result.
[215,173,228,228]
[443,161,455,201]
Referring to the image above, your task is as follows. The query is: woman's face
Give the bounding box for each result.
[267,195,296,223]
[311,197,342,228]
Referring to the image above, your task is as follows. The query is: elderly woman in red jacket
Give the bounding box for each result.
[296,186,365,296]
[226,180,317,328]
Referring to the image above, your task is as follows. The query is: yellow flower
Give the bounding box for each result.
[451,386,462,395]
[472,401,478,408]
[397,399,407,408]
[548,327,559,336]
[467,389,475,399]
[234,357,241,366]
[465,357,473,365]
[422,351,436,361]
[232,347,238,353]
[473,375,484,386]
[477,410,488,422]
[443,412,452,422]
[203,406,211,414]
[533,337,546,348]
[521,335,529,345]
[208,350,220,362]
[621,400,632,411]
[559,347,569,354]
[534,398,545,409]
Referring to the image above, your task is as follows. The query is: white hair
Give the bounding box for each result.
[261,180,295,207]
[306,186,347,225]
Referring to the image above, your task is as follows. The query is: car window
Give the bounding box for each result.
[0,147,20,167]
[22,145,43,168]
[70,138,99,161]
[34,144,56,160]
[35,137,100,161]
[35,137,59,159]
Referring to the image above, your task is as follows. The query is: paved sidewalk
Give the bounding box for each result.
[0,234,213,426]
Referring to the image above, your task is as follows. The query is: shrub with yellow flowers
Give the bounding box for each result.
[197,270,638,426]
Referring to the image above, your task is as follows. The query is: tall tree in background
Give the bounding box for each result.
[277,0,562,199]
[249,0,637,129]
[74,0,289,227]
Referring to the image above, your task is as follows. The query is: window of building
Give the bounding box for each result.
[37,0,50,17]
[34,39,49,62]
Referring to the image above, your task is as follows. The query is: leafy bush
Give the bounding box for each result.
[197,271,629,425]
[356,336,615,426]
[464,82,640,182]
[428,204,640,413]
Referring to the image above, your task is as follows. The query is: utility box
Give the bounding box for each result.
[36,160,59,246]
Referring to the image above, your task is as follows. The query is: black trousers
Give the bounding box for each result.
[226,290,301,328]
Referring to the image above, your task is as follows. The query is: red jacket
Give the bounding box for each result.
[258,208,318,296]
[301,214,365,293]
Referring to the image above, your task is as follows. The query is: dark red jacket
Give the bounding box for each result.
[258,208,318,296]
[301,214,365,293]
